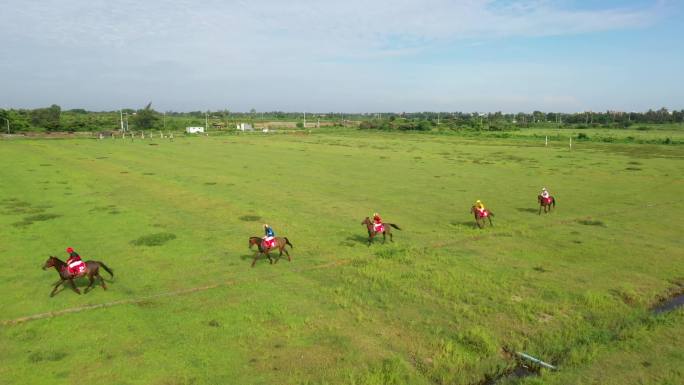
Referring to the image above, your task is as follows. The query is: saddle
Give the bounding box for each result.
[373,223,385,233]
[262,238,276,249]
[65,261,86,276]
[476,209,488,218]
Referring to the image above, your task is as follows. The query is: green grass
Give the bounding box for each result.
[0,131,682,385]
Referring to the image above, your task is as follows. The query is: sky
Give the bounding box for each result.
[0,0,682,113]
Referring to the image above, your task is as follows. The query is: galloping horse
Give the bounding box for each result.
[538,195,556,214]
[471,206,495,228]
[248,236,293,267]
[361,217,401,245]
[42,256,113,297]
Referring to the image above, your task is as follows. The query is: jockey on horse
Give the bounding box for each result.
[474,200,487,217]
[540,187,552,203]
[262,224,276,249]
[372,212,385,233]
[65,247,86,276]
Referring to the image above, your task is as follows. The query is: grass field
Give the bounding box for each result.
[1,131,682,385]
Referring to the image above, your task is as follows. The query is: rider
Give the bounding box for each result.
[263,224,275,247]
[65,247,84,275]
[372,212,383,232]
[474,200,486,213]
[541,187,550,199]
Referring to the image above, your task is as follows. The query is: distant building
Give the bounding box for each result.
[186,127,204,134]
[237,123,253,131]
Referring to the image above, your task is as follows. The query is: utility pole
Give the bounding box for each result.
[303,111,306,128]
[163,112,166,129]
[205,111,208,132]
[1,117,9,134]
[120,110,124,131]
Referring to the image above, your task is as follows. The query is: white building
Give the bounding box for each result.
[237,123,253,131]
[185,127,204,134]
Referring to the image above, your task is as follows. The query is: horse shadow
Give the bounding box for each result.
[340,234,369,246]
[240,252,288,265]
[516,208,538,214]
[47,275,113,296]
[450,220,478,229]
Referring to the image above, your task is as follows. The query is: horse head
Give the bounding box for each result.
[248,237,264,252]
[361,217,371,226]
[42,256,57,270]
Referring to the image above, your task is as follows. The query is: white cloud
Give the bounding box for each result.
[0,1,675,111]
[1,0,665,57]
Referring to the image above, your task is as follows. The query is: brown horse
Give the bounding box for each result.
[471,206,495,228]
[538,195,556,214]
[248,236,293,267]
[42,256,113,297]
[361,217,401,245]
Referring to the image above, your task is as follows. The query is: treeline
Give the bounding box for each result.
[0,105,682,133]
[361,108,684,131]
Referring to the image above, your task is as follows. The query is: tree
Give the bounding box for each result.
[133,102,159,130]
[30,104,61,131]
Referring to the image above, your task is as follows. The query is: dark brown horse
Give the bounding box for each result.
[361,217,401,245]
[538,195,556,214]
[471,206,494,228]
[248,236,293,267]
[42,256,113,297]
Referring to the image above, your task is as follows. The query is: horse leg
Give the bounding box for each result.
[85,274,95,293]
[382,232,386,244]
[275,247,283,264]
[389,230,393,242]
[284,248,291,262]
[69,279,81,295]
[251,253,259,267]
[488,216,494,226]
[266,251,273,264]
[50,280,64,297]
[99,272,108,290]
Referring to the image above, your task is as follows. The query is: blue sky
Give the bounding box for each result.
[0,0,682,112]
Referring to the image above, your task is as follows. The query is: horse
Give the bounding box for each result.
[42,256,114,297]
[248,236,294,267]
[361,217,401,245]
[470,206,495,228]
[538,195,556,214]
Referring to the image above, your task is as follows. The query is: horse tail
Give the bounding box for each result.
[98,262,114,277]
[389,224,401,230]
[284,237,294,249]
[552,197,556,207]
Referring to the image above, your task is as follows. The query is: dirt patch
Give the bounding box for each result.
[28,350,67,363]
[577,219,605,227]
[239,215,262,222]
[13,213,61,227]
[130,233,177,246]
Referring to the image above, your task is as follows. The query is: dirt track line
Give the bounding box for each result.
[1,258,352,327]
